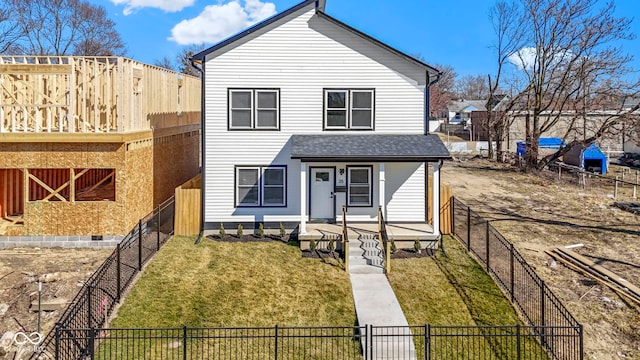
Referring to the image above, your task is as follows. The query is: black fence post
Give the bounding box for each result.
[138,220,142,271]
[510,243,515,302]
[86,285,93,358]
[424,324,430,360]
[516,324,521,360]
[579,324,584,360]
[274,324,279,360]
[183,326,187,360]
[485,221,490,270]
[88,327,95,360]
[157,205,161,251]
[116,243,121,302]
[55,323,60,360]
[466,207,471,252]
[540,280,546,347]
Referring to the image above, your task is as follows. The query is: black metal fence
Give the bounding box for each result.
[451,197,583,360]
[32,197,176,360]
[47,324,572,359]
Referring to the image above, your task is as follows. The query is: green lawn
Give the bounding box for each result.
[111,236,355,328]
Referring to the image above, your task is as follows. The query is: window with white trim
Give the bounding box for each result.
[324,89,374,130]
[236,166,286,207]
[347,166,372,206]
[229,89,280,130]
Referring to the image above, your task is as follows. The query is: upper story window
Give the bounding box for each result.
[324,89,374,130]
[229,89,280,130]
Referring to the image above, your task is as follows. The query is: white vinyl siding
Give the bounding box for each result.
[204,5,429,224]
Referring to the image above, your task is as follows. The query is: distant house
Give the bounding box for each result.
[192,0,451,244]
[447,100,486,125]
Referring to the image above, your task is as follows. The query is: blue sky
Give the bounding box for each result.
[92,0,640,78]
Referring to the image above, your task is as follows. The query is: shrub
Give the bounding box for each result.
[328,237,336,253]
[258,223,265,238]
[414,238,422,253]
[219,223,226,238]
[390,238,397,254]
[309,238,317,251]
[237,224,243,237]
[279,223,286,239]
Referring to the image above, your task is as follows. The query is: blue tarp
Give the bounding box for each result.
[580,143,608,174]
[516,138,567,157]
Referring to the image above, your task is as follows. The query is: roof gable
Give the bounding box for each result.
[192,0,439,80]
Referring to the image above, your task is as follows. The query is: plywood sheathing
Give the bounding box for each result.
[123,144,153,231]
[153,124,200,207]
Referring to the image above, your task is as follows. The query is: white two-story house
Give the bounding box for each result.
[192,0,451,247]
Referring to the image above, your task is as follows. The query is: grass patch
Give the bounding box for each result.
[111,236,355,328]
[389,236,547,359]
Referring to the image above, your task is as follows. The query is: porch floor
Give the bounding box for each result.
[299,222,437,241]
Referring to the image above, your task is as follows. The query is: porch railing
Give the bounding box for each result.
[377,206,391,274]
[341,206,349,272]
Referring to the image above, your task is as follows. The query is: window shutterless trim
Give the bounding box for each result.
[323,88,375,131]
[234,165,287,208]
[228,88,280,131]
[346,165,373,207]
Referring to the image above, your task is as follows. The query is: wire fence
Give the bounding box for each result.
[31,197,176,360]
[452,197,583,360]
[45,324,576,360]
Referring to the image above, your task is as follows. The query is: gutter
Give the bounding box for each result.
[190,57,206,244]
[425,69,442,135]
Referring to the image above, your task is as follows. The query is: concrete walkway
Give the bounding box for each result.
[350,273,416,359]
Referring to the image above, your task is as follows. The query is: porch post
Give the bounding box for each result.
[300,162,307,234]
[379,163,386,220]
[432,161,441,235]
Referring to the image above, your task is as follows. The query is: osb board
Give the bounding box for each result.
[123,145,154,231]
[148,111,201,129]
[153,127,200,207]
[0,142,125,168]
[23,201,125,236]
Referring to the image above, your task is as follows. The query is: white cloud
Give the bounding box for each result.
[111,0,195,15]
[169,0,277,46]
[508,47,537,70]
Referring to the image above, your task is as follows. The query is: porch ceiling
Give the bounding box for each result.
[290,134,451,162]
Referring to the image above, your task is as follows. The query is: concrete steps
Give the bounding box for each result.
[348,236,384,274]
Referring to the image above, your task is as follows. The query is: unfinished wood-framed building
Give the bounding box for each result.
[0,56,201,243]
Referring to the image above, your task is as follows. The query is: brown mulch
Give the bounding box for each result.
[301,249,340,259]
[391,249,436,259]
[206,234,289,242]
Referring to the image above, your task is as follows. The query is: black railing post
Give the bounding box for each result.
[466,207,471,252]
[540,280,546,347]
[157,205,161,251]
[183,326,187,360]
[424,324,430,360]
[516,324,521,360]
[87,284,93,330]
[485,221,490,270]
[55,323,61,360]
[116,243,121,302]
[579,324,584,360]
[274,324,279,360]
[138,220,142,271]
[88,327,95,360]
[510,243,515,302]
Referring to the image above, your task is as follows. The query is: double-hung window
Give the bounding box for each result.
[229,89,280,130]
[324,89,374,130]
[347,166,372,206]
[236,166,286,207]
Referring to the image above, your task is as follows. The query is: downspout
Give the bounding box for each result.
[425,70,442,135]
[190,58,205,244]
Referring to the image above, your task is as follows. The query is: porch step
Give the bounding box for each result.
[348,236,385,274]
[349,264,385,274]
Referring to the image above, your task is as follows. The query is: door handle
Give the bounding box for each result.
[330,192,334,198]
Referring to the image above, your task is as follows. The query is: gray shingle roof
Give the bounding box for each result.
[290,134,451,162]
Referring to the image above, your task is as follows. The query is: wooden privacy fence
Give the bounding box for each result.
[174,174,201,236]
[427,177,453,234]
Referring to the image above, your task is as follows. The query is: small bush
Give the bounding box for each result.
[219,223,226,238]
[414,238,422,253]
[328,237,336,253]
[309,239,317,251]
[390,238,397,254]
[279,223,286,239]
[237,224,243,237]
[258,223,265,238]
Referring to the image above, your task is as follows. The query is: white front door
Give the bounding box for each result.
[310,168,334,220]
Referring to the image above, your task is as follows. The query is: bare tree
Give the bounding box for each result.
[455,75,489,99]
[179,45,207,77]
[0,2,23,53]
[154,56,176,71]
[498,0,638,170]
[429,64,457,119]
[8,0,125,56]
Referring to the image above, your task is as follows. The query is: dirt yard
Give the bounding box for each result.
[442,158,640,360]
[0,248,111,342]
